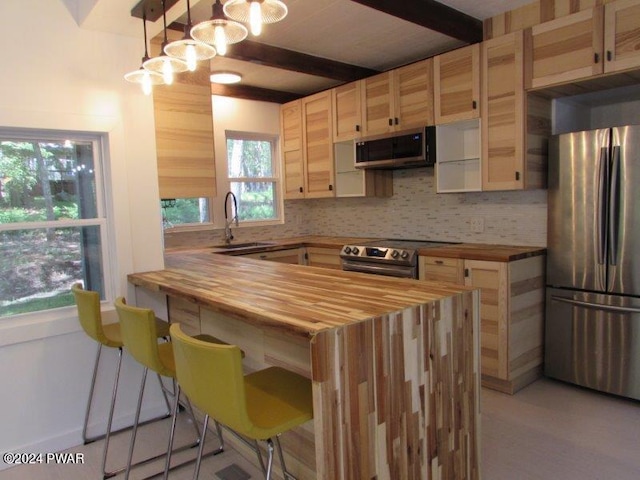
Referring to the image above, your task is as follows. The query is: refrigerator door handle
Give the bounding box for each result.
[608,145,621,266]
[550,295,640,313]
[596,146,609,265]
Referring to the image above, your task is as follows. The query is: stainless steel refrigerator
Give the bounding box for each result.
[546,125,640,400]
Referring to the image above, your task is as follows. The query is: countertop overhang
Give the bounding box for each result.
[129,250,474,339]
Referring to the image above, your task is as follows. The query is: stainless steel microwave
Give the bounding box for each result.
[354,126,436,169]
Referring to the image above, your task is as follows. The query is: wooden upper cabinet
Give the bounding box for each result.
[483,31,550,192]
[280,100,305,199]
[153,81,216,200]
[361,59,434,136]
[281,99,302,152]
[361,71,394,136]
[434,44,481,124]
[482,31,525,191]
[394,59,434,130]
[302,91,335,198]
[604,0,640,73]
[525,7,604,89]
[332,81,362,142]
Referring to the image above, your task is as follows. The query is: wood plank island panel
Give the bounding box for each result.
[312,296,479,480]
[129,253,480,479]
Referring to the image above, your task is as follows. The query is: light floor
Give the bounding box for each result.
[1,378,639,479]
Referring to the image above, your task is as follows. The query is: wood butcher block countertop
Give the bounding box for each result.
[166,236,545,262]
[417,243,545,262]
[128,250,473,339]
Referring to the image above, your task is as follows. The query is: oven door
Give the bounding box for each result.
[341,259,416,279]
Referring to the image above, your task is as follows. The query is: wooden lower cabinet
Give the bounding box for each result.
[419,254,545,394]
[241,248,305,264]
[305,246,342,270]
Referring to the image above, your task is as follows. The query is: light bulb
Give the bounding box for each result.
[142,71,152,95]
[162,59,174,85]
[214,25,227,56]
[249,1,262,36]
[185,44,197,71]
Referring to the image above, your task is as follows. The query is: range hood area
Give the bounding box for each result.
[354,126,436,169]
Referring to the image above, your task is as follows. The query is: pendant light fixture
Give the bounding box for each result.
[190,0,248,56]
[143,0,189,85]
[223,0,288,37]
[124,13,164,96]
[164,0,216,71]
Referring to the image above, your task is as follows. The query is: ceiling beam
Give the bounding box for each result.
[349,0,483,44]
[211,84,302,104]
[224,40,379,82]
[131,0,181,21]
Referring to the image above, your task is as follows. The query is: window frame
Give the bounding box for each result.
[221,130,283,228]
[0,128,115,323]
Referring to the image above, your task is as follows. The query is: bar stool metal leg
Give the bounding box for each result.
[82,343,103,444]
[101,347,123,479]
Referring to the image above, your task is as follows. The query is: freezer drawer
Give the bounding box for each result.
[545,287,640,400]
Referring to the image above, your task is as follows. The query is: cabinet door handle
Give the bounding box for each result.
[435,260,444,265]
[594,52,599,64]
[299,187,303,193]
[356,124,360,132]
[607,50,612,62]
[394,117,399,125]
[329,184,333,191]
[515,171,521,181]
[464,268,469,278]
[388,118,393,126]
[472,100,477,110]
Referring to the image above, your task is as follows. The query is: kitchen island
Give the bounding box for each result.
[129,251,480,479]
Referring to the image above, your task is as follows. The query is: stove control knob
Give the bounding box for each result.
[344,246,351,254]
[352,247,360,255]
[400,251,410,259]
[391,249,400,259]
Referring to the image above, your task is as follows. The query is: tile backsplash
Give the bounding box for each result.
[164,168,547,249]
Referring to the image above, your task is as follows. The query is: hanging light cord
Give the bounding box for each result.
[142,11,150,61]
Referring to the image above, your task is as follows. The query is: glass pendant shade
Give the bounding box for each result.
[124,67,164,95]
[143,55,188,85]
[164,0,216,71]
[190,0,248,56]
[164,39,216,71]
[223,0,288,36]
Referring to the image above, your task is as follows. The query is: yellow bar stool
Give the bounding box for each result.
[170,323,314,480]
[115,297,227,480]
[71,284,171,479]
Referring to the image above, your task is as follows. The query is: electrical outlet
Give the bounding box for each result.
[470,217,485,233]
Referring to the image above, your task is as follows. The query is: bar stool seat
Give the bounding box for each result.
[170,323,314,480]
[71,283,171,479]
[115,297,227,480]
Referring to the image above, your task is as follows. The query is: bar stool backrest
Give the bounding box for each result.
[170,323,254,436]
[72,283,119,348]
[114,297,172,378]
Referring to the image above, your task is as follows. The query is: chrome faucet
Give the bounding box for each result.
[224,191,239,244]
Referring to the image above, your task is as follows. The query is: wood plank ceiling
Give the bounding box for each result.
[131,0,484,103]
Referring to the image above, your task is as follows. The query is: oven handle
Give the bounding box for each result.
[341,260,416,278]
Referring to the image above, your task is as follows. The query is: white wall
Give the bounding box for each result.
[0,0,167,466]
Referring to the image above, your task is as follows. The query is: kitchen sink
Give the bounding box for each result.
[214,242,276,250]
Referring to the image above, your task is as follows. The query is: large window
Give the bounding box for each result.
[0,130,110,318]
[226,132,280,223]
